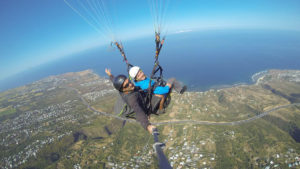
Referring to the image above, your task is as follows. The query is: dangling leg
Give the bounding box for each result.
[155,94,165,114]
[167,78,187,94]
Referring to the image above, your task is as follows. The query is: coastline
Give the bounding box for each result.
[188,70,269,92]
[1,69,299,93]
[188,69,299,92]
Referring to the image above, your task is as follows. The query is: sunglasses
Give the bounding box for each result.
[122,81,130,89]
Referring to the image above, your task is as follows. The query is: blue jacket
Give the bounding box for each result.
[134,78,169,95]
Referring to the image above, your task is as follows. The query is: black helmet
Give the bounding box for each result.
[113,74,127,91]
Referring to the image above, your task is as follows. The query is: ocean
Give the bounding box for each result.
[1,29,300,92]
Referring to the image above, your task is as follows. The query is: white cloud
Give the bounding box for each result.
[174,29,193,34]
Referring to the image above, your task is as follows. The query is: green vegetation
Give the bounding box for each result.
[0,107,16,117]
[19,135,75,169]
[1,69,300,168]
[91,94,117,113]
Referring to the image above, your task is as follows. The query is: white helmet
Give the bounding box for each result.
[129,66,140,79]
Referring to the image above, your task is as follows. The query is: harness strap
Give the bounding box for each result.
[147,32,166,114]
[118,104,127,117]
[113,41,133,74]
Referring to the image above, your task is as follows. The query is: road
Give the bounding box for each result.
[153,103,300,126]
[69,87,300,126]
[67,87,136,123]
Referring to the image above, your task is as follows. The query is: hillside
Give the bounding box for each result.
[0,69,300,169]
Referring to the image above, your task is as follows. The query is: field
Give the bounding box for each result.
[1,69,300,169]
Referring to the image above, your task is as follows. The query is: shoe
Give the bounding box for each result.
[180,86,187,94]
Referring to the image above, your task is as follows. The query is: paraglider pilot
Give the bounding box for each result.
[105,68,156,134]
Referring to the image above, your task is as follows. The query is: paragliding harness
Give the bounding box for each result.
[113,41,162,117]
[146,32,171,115]
[113,33,171,117]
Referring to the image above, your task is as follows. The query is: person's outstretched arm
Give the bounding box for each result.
[125,93,156,133]
[105,68,114,81]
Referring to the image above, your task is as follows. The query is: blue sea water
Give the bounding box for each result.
[1,29,300,92]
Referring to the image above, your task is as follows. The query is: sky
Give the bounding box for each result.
[1,0,300,81]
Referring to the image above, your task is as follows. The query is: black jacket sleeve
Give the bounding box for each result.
[122,91,150,130]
